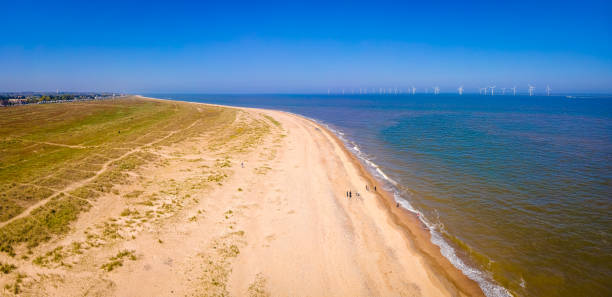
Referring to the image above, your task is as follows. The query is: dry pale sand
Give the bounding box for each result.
[1,100,484,297]
[224,108,484,297]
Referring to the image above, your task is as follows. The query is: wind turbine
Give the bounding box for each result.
[546,85,552,96]
[458,86,464,95]
[489,85,496,96]
[528,85,535,96]
[411,86,416,95]
[501,88,506,95]
[433,86,440,95]
[512,86,517,96]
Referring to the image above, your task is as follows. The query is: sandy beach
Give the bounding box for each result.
[0,97,483,296]
[222,106,484,297]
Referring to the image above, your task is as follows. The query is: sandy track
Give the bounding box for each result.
[0,119,201,229]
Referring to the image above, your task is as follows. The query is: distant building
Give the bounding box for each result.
[8,98,28,105]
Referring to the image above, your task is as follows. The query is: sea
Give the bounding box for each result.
[145,93,612,297]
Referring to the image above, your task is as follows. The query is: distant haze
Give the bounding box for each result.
[2,0,611,94]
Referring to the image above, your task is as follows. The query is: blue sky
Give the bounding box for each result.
[2,0,611,93]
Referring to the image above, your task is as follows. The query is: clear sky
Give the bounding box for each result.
[2,0,611,93]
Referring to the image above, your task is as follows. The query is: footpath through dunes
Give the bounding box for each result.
[0,97,483,296]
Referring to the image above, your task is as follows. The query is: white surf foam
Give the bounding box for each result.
[309,117,513,297]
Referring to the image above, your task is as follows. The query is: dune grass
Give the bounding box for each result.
[0,97,249,256]
[101,249,137,272]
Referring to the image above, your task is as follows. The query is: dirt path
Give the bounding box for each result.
[25,141,92,149]
[0,119,200,229]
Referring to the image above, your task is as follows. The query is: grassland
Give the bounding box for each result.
[0,96,291,296]
[0,97,267,256]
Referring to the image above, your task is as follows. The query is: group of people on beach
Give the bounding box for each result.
[346,184,377,200]
[346,184,399,208]
[346,190,357,199]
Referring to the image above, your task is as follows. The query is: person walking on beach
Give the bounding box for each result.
[241,161,244,168]
[349,191,352,199]
[374,186,376,192]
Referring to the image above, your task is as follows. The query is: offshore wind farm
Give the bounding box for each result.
[323,84,557,96]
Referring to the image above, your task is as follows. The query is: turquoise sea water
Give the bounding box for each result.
[146,93,612,297]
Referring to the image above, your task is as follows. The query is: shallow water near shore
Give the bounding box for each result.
[146,93,612,297]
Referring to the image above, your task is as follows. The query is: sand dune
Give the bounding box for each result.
[0,98,483,296]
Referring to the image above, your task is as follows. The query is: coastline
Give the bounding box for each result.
[263,109,486,297]
[309,117,486,296]
[1,95,490,296]
[306,117,512,297]
[144,95,490,296]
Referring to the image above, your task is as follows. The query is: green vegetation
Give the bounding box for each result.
[101,249,137,272]
[0,194,89,256]
[120,208,138,217]
[0,98,233,255]
[0,98,179,223]
[215,158,231,168]
[207,172,228,183]
[254,166,272,175]
[0,262,17,274]
[4,273,25,294]
[198,230,246,297]
[0,97,273,258]
[263,115,281,128]
[32,246,66,267]
[124,190,144,199]
[70,241,84,254]
[248,273,270,297]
